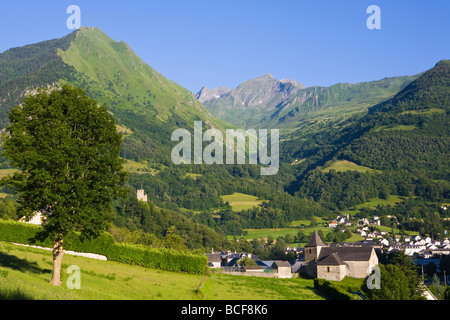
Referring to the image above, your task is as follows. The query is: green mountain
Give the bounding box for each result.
[0,27,228,164]
[286,60,450,210]
[197,73,419,132]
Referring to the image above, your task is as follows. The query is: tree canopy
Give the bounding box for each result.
[1,84,128,285]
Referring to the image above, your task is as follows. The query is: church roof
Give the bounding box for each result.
[318,247,374,262]
[317,253,345,266]
[305,230,326,247]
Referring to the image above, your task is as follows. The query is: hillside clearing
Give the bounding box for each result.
[321,160,379,173]
[221,193,265,212]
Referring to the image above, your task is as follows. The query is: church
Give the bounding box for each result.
[304,230,378,281]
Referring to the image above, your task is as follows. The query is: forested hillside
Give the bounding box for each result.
[285,60,449,214]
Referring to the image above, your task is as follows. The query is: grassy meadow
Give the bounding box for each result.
[221,193,265,212]
[0,241,324,300]
[321,160,380,173]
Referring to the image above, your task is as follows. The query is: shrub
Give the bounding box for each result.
[314,278,358,300]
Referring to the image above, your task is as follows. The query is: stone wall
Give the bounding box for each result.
[317,264,346,281]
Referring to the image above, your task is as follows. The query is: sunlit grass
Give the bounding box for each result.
[221,193,265,212]
[0,241,325,300]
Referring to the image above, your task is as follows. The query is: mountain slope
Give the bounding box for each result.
[0,27,228,164]
[341,60,450,175]
[198,73,419,131]
[287,60,450,209]
[197,74,306,129]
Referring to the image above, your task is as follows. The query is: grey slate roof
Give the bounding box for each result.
[272,261,292,268]
[305,230,326,247]
[317,252,345,266]
[206,253,222,262]
[318,246,374,262]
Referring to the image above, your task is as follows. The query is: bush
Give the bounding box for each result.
[0,220,207,274]
[314,278,359,300]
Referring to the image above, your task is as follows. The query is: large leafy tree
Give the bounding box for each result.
[1,84,128,286]
[362,251,425,300]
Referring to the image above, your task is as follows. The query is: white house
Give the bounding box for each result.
[404,245,423,256]
[19,211,44,226]
[328,220,338,228]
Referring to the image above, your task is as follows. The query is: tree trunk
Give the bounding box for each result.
[49,235,64,286]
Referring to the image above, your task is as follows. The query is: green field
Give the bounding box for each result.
[231,227,364,244]
[340,195,404,217]
[354,195,404,209]
[122,159,159,175]
[321,160,379,173]
[221,193,265,212]
[0,241,324,300]
[227,217,365,244]
[184,173,203,180]
[0,169,19,179]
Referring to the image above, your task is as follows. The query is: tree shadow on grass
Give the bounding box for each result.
[0,287,34,300]
[0,251,51,275]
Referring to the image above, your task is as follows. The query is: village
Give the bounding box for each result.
[206,213,450,285]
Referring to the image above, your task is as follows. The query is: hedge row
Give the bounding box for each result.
[0,220,207,274]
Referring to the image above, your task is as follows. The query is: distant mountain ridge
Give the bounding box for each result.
[197,73,420,130]
[196,74,307,129]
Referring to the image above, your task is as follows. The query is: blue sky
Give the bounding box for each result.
[1,1,449,93]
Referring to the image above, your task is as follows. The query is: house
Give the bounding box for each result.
[206,252,222,268]
[271,261,292,278]
[291,260,306,273]
[358,218,370,226]
[366,232,376,239]
[285,247,297,255]
[18,211,44,226]
[420,251,434,259]
[336,215,348,224]
[415,239,426,246]
[220,252,262,267]
[431,248,450,256]
[404,244,423,256]
[304,230,378,282]
[370,218,381,226]
[328,220,338,228]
